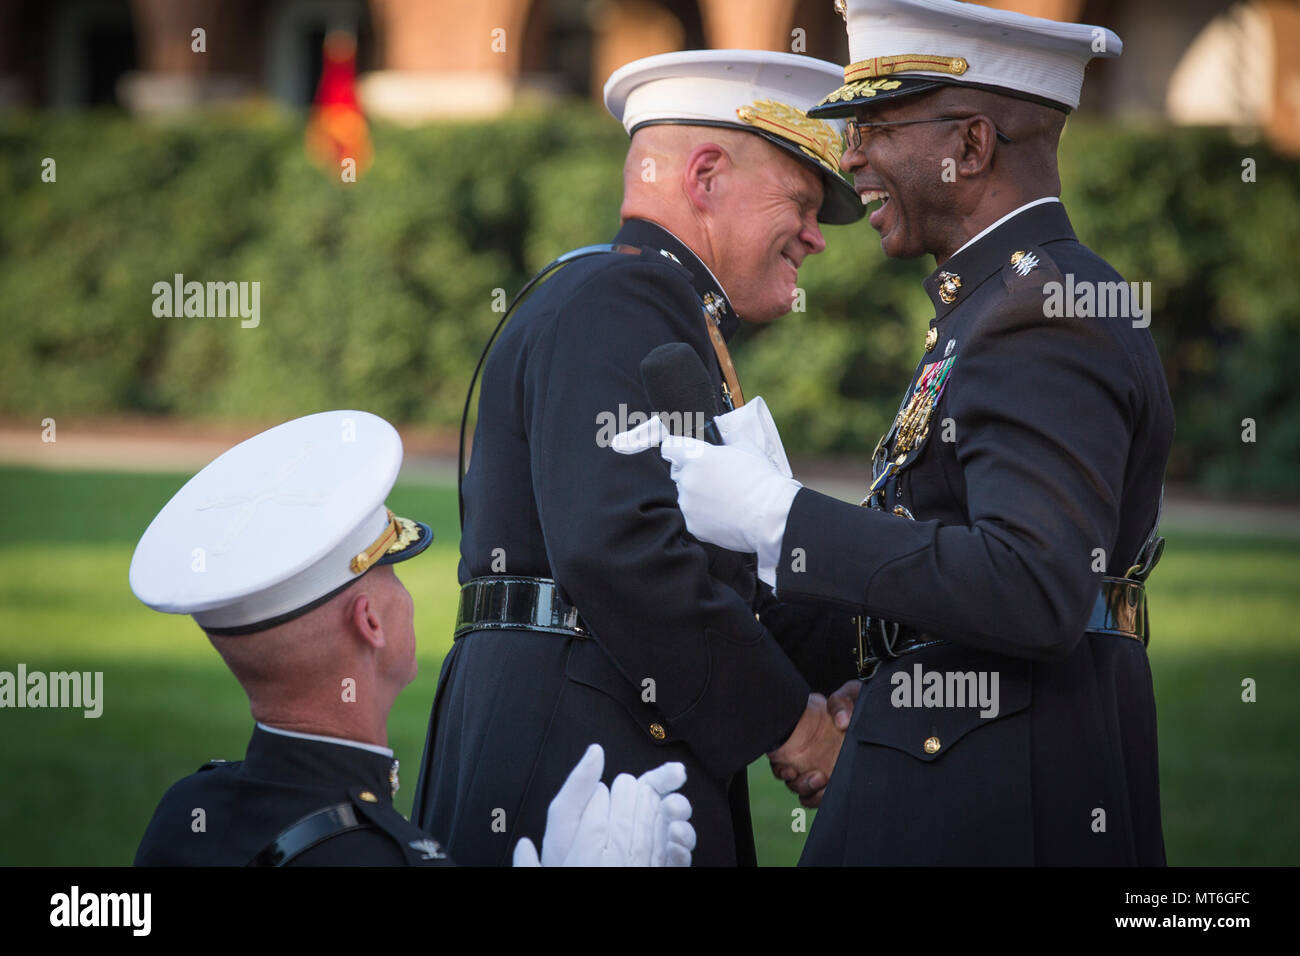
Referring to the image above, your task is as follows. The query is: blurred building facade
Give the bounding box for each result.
[0,0,1296,152]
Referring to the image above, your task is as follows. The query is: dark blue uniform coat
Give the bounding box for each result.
[136,724,449,866]
[780,201,1173,865]
[412,219,812,866]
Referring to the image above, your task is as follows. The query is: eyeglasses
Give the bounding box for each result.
[845,115,1013,151]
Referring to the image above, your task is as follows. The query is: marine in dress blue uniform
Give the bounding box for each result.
[136,724,450,866]
[130,411,697,866]
[786,198,1172,865]
[411,50,864,866]
[623,0,1174,865]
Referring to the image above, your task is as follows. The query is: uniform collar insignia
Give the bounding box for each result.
[409,838,447,861]
[701,291,727,326]
[1010,250,1040,276]
[924,202,1076,317]
[389,759,399,797]
[614,218,739,339]
[936,271,962,304]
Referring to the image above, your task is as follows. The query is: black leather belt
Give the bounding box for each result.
[1088,575,1148,642]
[455,575,588,639]
[854,576,1149,679]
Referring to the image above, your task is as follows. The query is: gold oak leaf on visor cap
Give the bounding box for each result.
[129,410,432,636]
[604,48,864,225]
[808,0,1122,119]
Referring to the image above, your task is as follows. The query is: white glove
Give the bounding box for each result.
[512,744,696,867]
[612,397,801,587]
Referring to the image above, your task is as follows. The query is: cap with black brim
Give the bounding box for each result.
[604,49,865,226]
[129,410,435,638]
[812,0,1122,119]
[628,117,862,226]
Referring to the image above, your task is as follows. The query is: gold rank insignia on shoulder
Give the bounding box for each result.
[924,328,938,352]
[834,0,847,22]
[937,271,962,305]
[1010,250,1040,277]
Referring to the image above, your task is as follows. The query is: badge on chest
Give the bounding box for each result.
[892,355,955,455]
[863,353,957,509]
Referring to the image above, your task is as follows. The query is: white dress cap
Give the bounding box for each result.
[129,410,432,634]
[809,0,1122,118]
[604,49,863,224]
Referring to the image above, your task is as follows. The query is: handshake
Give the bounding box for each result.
[613,392,867,808]
[767,680,862,808]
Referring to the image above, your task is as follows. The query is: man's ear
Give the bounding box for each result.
[683,142,731,212]
[956,115,998,178]
[347,589,385,651]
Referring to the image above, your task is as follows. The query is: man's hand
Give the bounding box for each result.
[768,693,846,808]
[828,678,862,731]
[512,744,696,867]
[611,396,801,587]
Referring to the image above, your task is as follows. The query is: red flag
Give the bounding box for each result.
[306,31,372,181]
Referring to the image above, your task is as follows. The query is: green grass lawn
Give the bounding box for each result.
[0,465,1296,866]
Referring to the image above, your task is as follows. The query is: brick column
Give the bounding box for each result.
[699,0,799,51]
[119,0,259,112]
[1263,0,1300,155]
[361,0,533,120]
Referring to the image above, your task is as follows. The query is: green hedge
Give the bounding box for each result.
[1,106,1297,492]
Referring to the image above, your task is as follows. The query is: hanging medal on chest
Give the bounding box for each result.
[893,355,955,456]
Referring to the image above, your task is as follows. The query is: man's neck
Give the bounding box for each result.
[937,196,1061,265]
[248,701,391,751]
[622,215,729,297]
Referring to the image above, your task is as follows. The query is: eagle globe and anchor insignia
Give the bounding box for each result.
[937,271,962,304]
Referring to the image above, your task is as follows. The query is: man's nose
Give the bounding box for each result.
[803,217,827,255]
[840,138,867,174]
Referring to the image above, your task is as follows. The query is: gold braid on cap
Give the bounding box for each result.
[350,508,400,574]
[735,100,844,175]
[844,54,968,82]
[817,55,969,107]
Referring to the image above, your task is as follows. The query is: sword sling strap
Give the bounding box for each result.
[704,314,745,409]
[458,242,744,527]
[458,243,644,530]
[248,802,375,867]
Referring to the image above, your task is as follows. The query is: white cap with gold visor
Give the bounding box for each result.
[129,410,432,635]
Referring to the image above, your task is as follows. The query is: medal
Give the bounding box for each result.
[889,356,955,455]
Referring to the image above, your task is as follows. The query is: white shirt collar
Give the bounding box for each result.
[948,196,1061,260]
[257,721,394,758]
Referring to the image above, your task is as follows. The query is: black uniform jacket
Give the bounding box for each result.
[412,218,812,866]
[779,201,1174,865]
[135,724,450,866]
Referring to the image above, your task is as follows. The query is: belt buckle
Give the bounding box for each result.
[854,615,877,679]
[561,604,586,636]
[854,615,900,679]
